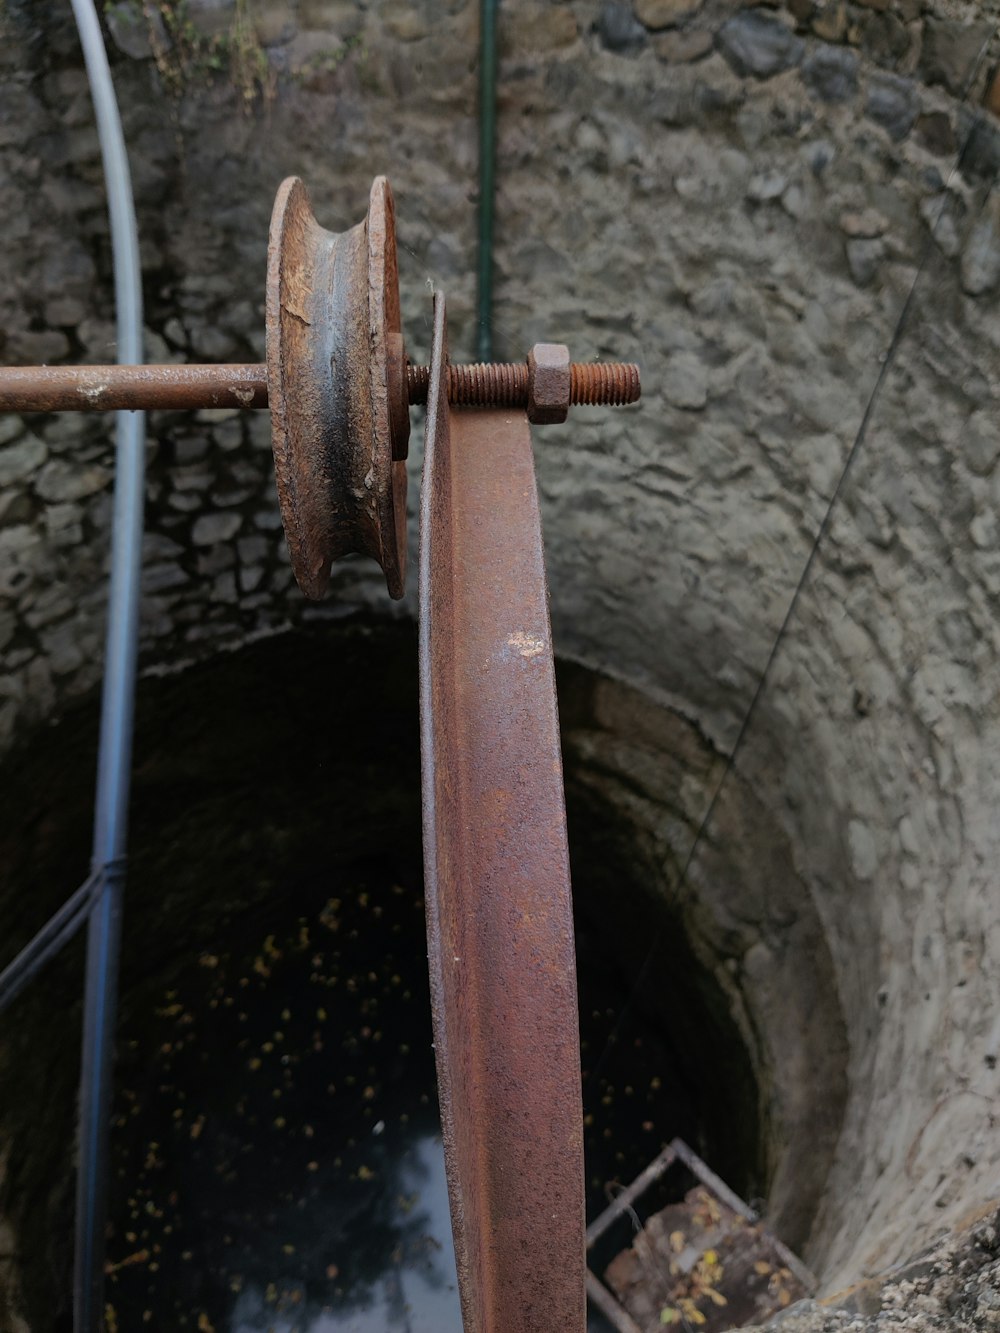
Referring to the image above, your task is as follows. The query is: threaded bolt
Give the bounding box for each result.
[406,355,640,412]
[569,361,640,407]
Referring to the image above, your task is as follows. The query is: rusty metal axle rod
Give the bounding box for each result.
[0,363,269,413]
[0,355,639,416]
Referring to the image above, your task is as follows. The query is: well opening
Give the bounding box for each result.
[0,618,792,1330]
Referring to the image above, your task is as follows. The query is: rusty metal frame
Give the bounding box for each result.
[418,292,586,1331]
[584,1138,816,1330]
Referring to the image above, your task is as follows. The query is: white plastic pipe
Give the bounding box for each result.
[67,2,145,1329]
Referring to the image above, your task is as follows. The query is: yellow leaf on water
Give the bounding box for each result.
[754,1261,772,1276]
[104,1249,149,1276]
[670,1230,685,1253]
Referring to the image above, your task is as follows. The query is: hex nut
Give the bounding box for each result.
[527,343,570,425]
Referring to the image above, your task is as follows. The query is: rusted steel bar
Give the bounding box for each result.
[585,1273,645,1333]
[0,357,639,416]
[419,291,586,1331]
[0,363,268,412]
[585,1142,679,1248]
[670,1137,758,1222]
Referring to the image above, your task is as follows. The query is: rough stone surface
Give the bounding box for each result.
[845,236,885,285]
[865,71,919,140]
[755,1210,1000,1330]
[2,1,1000,1330]
[634,0,701,31]
[0,437,46,488]
[961,195,1000,295]
[190,512,243,546]
[33,459,109,503]
[812,1,848,43]
[717,10,805,78]
[663,350,709,409]
[801,44,859,102]
[920,18,993,96]
[653,27,714,62]
[597,0,648,53]
[104,2,155,60]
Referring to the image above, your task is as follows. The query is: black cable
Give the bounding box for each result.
[0,869,102,1014]
[476,0,498,361]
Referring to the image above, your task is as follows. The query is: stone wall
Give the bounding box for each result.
[1,0,1000,1312]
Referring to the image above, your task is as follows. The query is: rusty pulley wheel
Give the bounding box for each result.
[266,175,409,600]
[419,293,587,1332]
[0,175,638,606]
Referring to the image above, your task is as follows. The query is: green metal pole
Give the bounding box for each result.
[476,0,498,362]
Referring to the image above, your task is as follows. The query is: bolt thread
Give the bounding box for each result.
[407,363,431,402]
[570,361,640,406]
[406,359,640,408]
[450,361,530,406]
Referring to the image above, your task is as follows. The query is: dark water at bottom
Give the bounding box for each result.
[106,854,695,1331]
[0,627,710,1331]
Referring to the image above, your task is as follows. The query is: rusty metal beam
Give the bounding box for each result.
[419,292,586,1332]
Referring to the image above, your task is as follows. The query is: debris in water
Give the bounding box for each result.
[588,1141,813,1332]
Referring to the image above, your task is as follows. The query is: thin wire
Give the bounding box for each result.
[68,1,145,1329]
[0,870,103,1015]
[588,34,998,1091]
